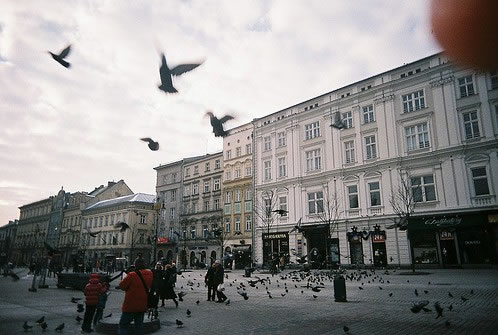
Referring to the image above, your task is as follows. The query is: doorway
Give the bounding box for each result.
[439,230,458,265]
[350,240,364,265]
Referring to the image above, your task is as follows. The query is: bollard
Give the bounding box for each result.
[333,275,347,302]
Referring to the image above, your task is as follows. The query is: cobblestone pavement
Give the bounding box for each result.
[1,267,497,335]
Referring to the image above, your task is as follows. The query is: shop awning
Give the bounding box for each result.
[232,245,251,253]
[408,214,487,232]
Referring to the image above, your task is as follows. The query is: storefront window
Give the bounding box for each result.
[411,231,439,264]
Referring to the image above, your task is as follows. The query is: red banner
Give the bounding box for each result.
[157,237,169,244]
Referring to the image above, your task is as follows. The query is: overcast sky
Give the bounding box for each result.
[0,0,440,226]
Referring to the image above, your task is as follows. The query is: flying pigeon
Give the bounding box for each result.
[115,221,130,232]
[158,53,203,93]
[272,209,288,216]
[205,111,234,137]
[330,111,346,129]
[104,313,112,318]
[49,45,71,68]
[140,138,159,151]
[289,218,302,234]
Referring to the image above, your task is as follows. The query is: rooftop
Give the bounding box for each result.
[85,193,156,211]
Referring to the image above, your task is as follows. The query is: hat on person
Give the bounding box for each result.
[215,260,221,265]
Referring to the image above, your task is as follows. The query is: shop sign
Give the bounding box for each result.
[156,237,169,244]
[488,214,498,223]
[464,240,481,245]
[262,233,288,240]
[425,217,462,227]
[372,234,385,243]
[439,231,454,240]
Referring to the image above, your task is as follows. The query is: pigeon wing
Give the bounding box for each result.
[59,45,71,58]
[170,63,202,76]
[219,115,235,124]
[140,138,152,143]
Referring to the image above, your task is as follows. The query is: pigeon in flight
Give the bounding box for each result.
[205,111,234,137]
[55,323,64,332]
[49,45,71,68]
[158,53,203,93]
[272,209,288,216]
[330,111,346,130]
[140,138,159,151]
[289,218,302,234]
[104,313,112,318]
[115,221,130,232]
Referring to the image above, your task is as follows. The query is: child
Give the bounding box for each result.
[93,278,110,327]
[82,273,102,333]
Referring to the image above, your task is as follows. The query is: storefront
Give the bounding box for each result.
[232,244,251,269]
[262,232,289,266]
[408,212,497,267]
[300,224,329,268]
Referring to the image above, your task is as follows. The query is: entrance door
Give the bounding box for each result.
[166,250,173,263]
[350,241,364,265]
[372,241,387,267]
[439,231,458,265]
[307,229,327,268]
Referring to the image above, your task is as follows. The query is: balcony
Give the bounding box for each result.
[471,195,495,206]
[369,207,383,215]
[347,209,361,217]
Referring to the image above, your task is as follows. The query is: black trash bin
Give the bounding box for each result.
[334,275,347,302]
[244,267,251,277]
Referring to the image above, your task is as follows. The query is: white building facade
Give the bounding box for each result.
[252,54,498,268]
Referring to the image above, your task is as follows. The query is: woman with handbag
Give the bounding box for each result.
[160,264,178,307]
[214,260,227,303]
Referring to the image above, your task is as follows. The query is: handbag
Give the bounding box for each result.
[136,270,159,309]
[217,283,225,292]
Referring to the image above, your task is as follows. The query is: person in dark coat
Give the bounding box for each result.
[204,262,216,301]
[213,260,227,302]
[160,264,178,307]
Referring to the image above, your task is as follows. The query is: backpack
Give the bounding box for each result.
[135,270,159,309]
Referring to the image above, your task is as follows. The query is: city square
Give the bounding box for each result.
[1,267,498,334]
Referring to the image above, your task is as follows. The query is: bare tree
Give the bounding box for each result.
[389,172,417,272]
[316,186,342,237]
[253,189,281,235]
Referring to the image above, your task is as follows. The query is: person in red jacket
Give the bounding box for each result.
[82,273,103,333]
[118,257,153,335]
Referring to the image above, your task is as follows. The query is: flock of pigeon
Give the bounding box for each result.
[48,44,235,153]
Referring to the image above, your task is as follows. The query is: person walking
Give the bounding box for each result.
[118,257,153,335]
[93,278,110,327]
[82,273,103,333]
[214,260,227,303]
[160,264,178,307]
[205,261,216,301]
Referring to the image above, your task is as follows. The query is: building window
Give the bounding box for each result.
[245,189,252,201]
[226,150,232,160]
[462,111,480,139]
[205,162,210,172]
[163,175,168,185]
[365,135,377,160]
[245,216,252,231]
[263,136,272,151]
[214,199,220,210]
[305,149,321,172]
[204,201,210,212]
[236,147,241,157]
[348,185,359,209]
[235,218,241,232]
[225,219,231,233]
[214,178,220,191]
[277,132,286,147]
[185,167,190,176]
[171,189,176,201]
[215,159,221,169]
[225,191,231,203]
[402,90,425,113]
[234,203,241,214]
[342,111,353,129]
[194,165,199,174]
[203,225,209,238]
[368,182,381,206]
[224,204,231,215]
[184,186,190,196]
[193,183,199,195]
[344,140,355,164]
[405,123,430,151]
[305,121,320,140]
[192,202,197,213]
[490,71,498,89]
[363,105,375,123]
[99,217,103,227]
[264,160,272,181]
[279,196,288,216]
[245,165,252,176]
[308,192,323,214]
[235,190,241,202]
[411,175,436,202]
[203,181,210,193]
[278,157,287,177]
[246,144,252,155]
[225,171,231,180]
[471,167,490,196]
[245,200,252,212]
[172,173,177,182]
[140,215,146,224]
[458,75,475,98]
[190,226,196,239]
[170,208,175,219]
[235,167,241,178]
